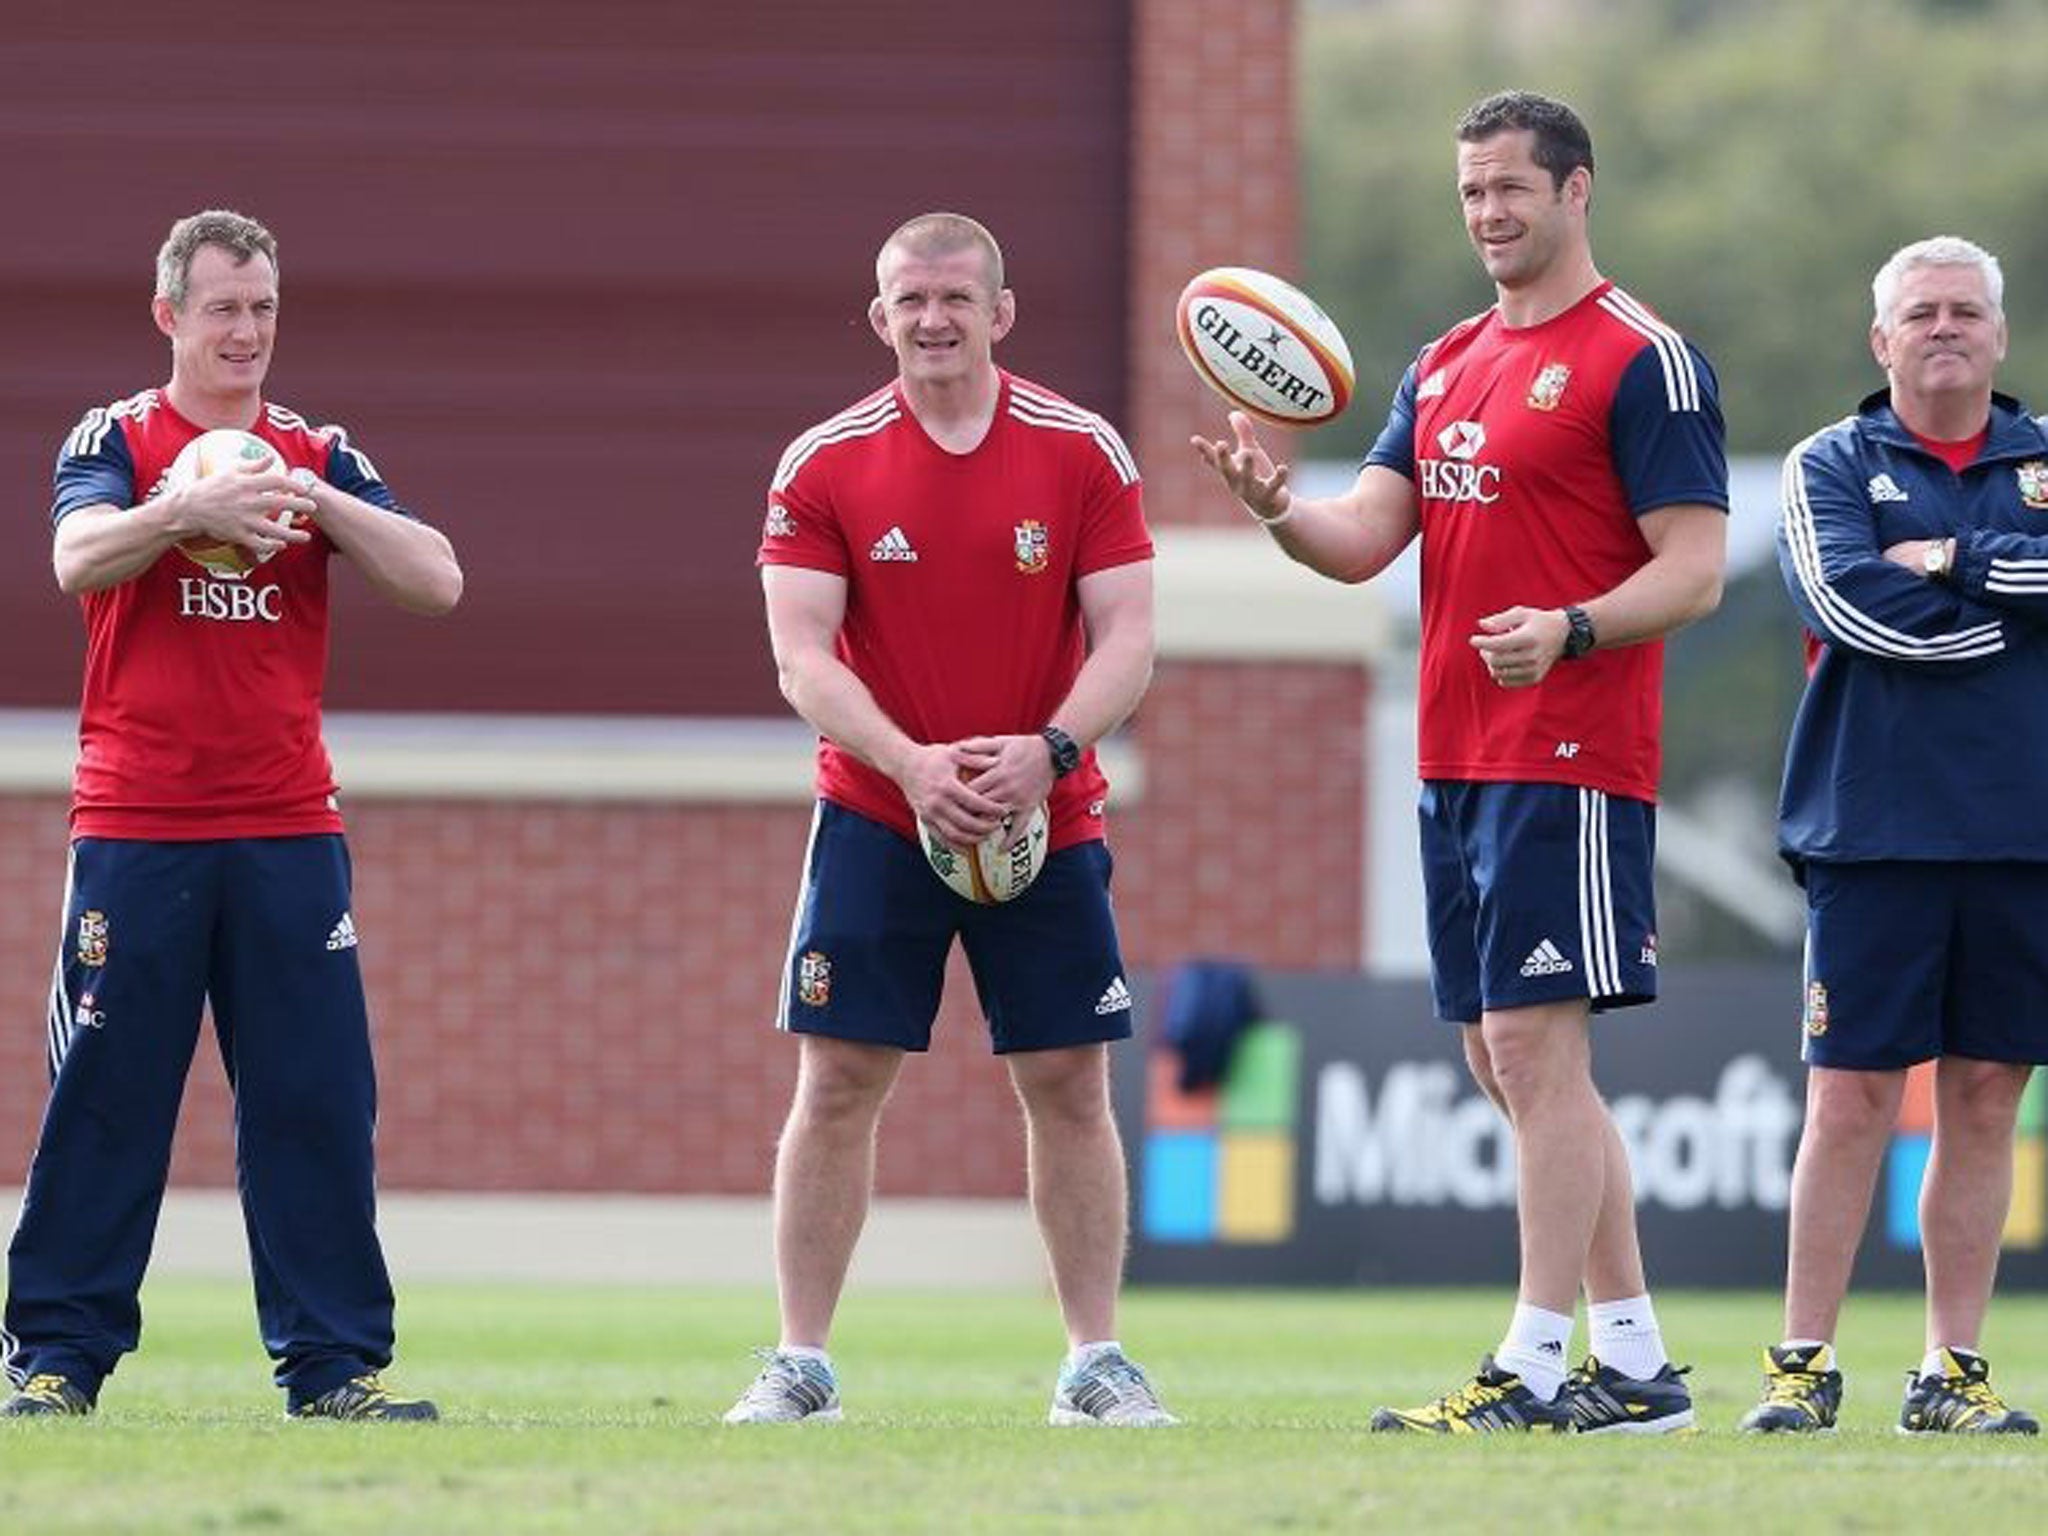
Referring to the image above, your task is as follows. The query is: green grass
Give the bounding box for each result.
[2,1281,2044,1533]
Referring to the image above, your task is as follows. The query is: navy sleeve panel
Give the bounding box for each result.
[1609,343,1730,516]
[1361,360,1420,480]
[1954,528,2048,621]
[318,426,411,518]
[1776,429,2006,670]
[52,408,138,525]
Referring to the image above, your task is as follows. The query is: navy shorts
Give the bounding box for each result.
[1419,780,1658,1025]
[1800,860,2048,1069]
[777,801,1134,1054]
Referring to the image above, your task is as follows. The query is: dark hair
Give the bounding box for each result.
[1456,91,1594,190]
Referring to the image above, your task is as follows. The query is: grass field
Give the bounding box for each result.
[1,1280,2042,1534]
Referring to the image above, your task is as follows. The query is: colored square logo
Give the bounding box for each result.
[1217,1131,1294,1244]
[1143,1019,1302,1246]
[1142,1131,1218,1243]
[1220,1023,1299,1131]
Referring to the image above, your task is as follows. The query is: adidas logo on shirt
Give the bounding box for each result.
[869,526,918,562]
[1095,977,1133,1015]
[1867,473,1909,503]
[1519,939,1572,978]
[326,912,359,952]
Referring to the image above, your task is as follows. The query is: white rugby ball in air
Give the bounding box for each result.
[1175,266,1354,429]
[919,804,1050,904]
[162,428,300,578]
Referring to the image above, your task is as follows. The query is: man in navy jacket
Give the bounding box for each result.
[1750,236,2045,1436]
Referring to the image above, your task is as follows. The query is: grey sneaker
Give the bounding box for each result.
[723,1349,842,1424]
[0,1372,93,1417]
[1049,1347,1178,1426]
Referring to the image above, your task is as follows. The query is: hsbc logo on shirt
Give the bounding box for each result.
[1418,420,1500,504]
[177,577,284,623]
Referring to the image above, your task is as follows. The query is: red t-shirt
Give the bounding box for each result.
[758,370,1152,849]
[1366,284,1729,801]
[52,390,410,839]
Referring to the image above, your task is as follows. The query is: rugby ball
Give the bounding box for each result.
[162,428,300,578]
[1175,267,1354,429]
[919,803,1050,904]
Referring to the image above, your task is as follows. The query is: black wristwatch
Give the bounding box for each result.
[1561,605,1597,660]
[1041,725,1081,779]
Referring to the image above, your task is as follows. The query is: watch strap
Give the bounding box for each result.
[1041,725,1080,779]
[1561,605,1597,660]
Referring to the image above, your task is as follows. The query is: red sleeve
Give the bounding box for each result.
[757,455,847,574]
[1074,443,1153,578]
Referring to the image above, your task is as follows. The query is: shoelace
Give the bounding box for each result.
[1085,1358,1159,1407]
[743,1350,828,1400]
[1940,1375,2008,1418]
[20,1373,74,1404]
[1762,1368,1827,1406]
[1431,1375,1510,1418]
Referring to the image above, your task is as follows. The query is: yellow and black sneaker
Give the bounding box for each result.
[1898,1348,2039,1436]
[291,1372,439,1422]
[1736,1343,1841,1433]
[0,1373,93,1418]
[1369,1355,1572,1434]
[1564,1355,1697,1435]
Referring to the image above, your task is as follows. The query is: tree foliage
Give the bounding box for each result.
[1301,0,2048,454]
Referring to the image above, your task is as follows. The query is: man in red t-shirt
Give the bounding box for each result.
[726,212,1172,1427]
[1,210,461,1421]
[1196,92,1727,1434]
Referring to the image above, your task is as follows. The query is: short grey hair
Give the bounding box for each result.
[1872,236,2002,328]
[155,210,278,308]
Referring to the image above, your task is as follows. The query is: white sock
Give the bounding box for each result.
[776,1343,831,1366]
[1494,1303,1573,1400]
[1587,1294,1669,1380]
[1068,1340,1122,1370]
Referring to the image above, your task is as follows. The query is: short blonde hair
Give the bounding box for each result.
[875,211,1005,295]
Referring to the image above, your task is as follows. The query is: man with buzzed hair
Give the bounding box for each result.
[725,212,1172,1426]
[877,210,1004,292]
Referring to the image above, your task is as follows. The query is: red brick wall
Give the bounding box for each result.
[1129,0,1301,532]
[0,1,1373,1203]
[0,652,1365,1200]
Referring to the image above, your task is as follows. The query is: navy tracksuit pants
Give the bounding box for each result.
[3,836,396,1406]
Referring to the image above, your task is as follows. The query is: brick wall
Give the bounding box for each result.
[0,1,1375,1203]
[1129,0,1301,532]
[0,651,1366,1201]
